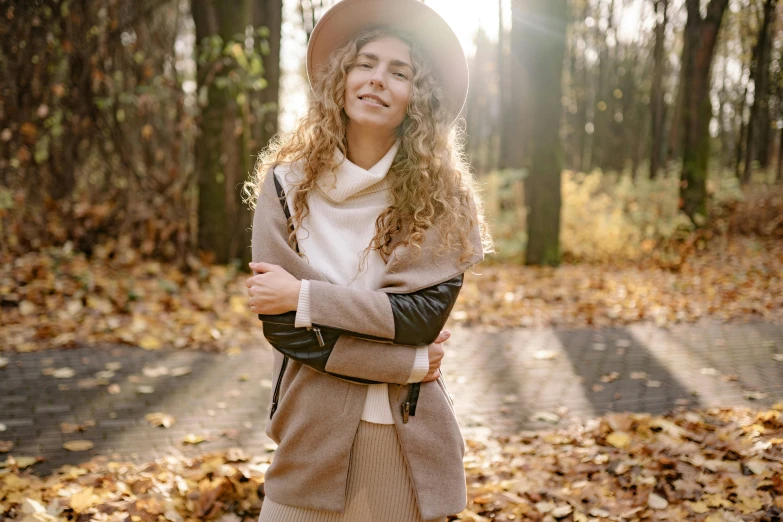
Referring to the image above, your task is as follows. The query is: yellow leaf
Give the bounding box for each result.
[70,486,99,512]
[139,336,161,350]
[737,496,764,514]
[230,294,247,314]
[145,412,175,428]
[11,456,38,468]
[63,440,94,452]
[606,431,631,448]
[183,433,207,444]
[687,501,710,514]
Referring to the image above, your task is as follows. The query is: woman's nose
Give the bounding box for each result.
[369,69,386,88]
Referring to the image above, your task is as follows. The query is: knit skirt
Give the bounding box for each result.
[257,421,446,522]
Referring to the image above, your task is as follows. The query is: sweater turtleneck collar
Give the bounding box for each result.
[316,139,400,203]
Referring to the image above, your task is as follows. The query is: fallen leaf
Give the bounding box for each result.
[530,411,560,424]
[171,366,191,377]
[182,433,207,444]
[551,505,573,518]
[606,431,631,448]
[63,440,94,451]
[11,456,39,468]
[648,493,669,509]
[70,486,99,512]
[145,412,175,428]
[139,336,161,350]
[51,367,75,379]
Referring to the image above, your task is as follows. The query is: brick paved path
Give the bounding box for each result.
[1,320,782,475]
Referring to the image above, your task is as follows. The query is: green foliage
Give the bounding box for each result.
[196,28,269,109]
[484,168,746,264]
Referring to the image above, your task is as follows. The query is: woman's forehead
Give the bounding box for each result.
[359,36,412,63]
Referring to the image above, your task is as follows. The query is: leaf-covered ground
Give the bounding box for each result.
[1,405,782,521]
[457,236,783,329]
[1,235,781,354]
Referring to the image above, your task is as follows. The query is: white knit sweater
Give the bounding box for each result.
[274,140,430,424]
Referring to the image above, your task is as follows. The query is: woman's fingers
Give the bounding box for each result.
[433,329,451,344]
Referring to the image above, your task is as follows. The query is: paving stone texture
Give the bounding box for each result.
[1,319,782,476]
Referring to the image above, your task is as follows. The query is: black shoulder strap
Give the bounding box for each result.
[271,165,299,254]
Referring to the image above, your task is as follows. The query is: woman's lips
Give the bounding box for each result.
[358,95,387,107]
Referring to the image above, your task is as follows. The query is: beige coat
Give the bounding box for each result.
[251,167,485,520]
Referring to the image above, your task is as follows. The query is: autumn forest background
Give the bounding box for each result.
[1,0,783,521]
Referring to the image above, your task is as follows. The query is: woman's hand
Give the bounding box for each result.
[246,262,301,314]
[421,329,451,382]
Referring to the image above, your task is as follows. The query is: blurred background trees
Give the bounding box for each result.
[1,0,781,271]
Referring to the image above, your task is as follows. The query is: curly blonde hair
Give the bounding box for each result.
[243,26,493,271]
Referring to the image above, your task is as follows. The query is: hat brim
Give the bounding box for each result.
[306,0,469,125]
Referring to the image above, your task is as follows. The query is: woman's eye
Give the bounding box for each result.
[358,63,371,68]
[393,72,408,79]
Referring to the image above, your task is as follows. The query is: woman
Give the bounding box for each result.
[244,0,492,520]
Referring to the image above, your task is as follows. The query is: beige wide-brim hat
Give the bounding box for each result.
[306,0,469,125]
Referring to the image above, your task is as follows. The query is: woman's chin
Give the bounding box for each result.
[346,113,402,133]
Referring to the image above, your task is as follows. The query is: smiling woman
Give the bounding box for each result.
[243,1,492,521]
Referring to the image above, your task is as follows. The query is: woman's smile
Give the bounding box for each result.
[358,94,388,107]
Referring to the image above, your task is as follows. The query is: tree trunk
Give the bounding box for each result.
[735,75,749,179]
[575,3,589,173]
[591,0,614,172]
[511,0,568,266]
[742,0,777,184]
[251,0,283,154]
[777,125,783,182]
[679,0,729,223]
[193,0,277,265]
[717,33,732,169]
[668,34,688,163]
[649,0,668,179]
[497,0,509,169]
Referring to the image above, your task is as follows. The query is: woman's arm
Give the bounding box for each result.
[325,335,432,385]
[262,315,431,384]
[251,262,464,347]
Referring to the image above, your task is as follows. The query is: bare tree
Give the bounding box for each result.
[510,0,569,265]
[650,0,669,179]
[679,0,729,222]
[742,0,778,184]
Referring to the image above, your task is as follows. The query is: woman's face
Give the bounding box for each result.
[343,35,414,134]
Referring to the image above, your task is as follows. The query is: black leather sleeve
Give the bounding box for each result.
[258,273,464,349]
[388,273,464,345]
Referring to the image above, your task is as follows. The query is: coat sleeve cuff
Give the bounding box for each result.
[294,279,312,328]
[406,345,430,383]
